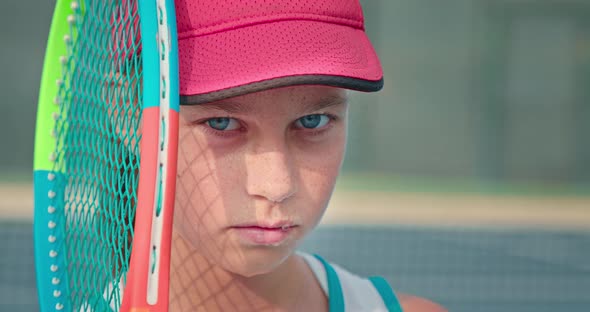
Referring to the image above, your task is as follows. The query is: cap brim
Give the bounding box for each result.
[178,20,383,105]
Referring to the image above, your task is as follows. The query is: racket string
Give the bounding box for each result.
[49,0,143,310]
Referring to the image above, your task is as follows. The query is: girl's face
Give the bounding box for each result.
[174,85,348,277]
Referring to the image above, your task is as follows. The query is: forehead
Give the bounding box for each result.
[181,86,348,116]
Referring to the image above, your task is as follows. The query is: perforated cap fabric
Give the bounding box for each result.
[175,0,384,104]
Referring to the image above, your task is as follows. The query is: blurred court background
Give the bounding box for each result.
[1,0,590,311]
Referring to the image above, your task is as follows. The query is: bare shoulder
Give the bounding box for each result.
[397,293,448,312]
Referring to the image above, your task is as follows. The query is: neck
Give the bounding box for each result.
[168,230,310,311]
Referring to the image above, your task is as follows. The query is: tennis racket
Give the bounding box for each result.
[33,0,179,311]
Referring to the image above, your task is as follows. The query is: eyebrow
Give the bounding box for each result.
[194,93,348,115]
[300,93,349,113]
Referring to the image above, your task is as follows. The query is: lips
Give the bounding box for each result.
[231,222,297,245]
[233,221,295,230]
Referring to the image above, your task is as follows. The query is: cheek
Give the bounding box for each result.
[296,132,347,222]
[174,126,243,242]
[175,128,220,234]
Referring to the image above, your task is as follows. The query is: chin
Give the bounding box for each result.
[221,243,296,278]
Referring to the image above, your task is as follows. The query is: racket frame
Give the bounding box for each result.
[120,0,179,311]
[33,1,78,310]
[33,0,179,311]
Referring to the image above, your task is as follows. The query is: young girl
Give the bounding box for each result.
[165,0,446,311]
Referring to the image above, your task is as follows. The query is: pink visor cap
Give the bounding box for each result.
[175,0,384,105]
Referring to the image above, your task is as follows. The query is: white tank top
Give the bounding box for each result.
[298,252,403,312]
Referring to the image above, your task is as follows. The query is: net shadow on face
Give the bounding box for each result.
[169,122,269,311]
[167,87,346,311]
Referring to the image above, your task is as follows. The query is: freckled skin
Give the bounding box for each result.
[174,85,347,275]
[169,85,347,311]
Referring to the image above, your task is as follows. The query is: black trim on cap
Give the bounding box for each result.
[180,75,384,105]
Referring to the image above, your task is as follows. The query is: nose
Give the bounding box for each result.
[245,148,298,203]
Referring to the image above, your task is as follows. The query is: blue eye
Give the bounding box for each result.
[295,114,330,129]
[206,117,240,131]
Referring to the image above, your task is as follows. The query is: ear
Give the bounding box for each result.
[397,293,448,312]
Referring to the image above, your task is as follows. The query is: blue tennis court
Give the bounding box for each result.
[2,221,589,312]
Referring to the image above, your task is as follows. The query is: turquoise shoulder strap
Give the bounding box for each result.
[312,254,403,312]
[313,254,345,312]
[369,276,404,312]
